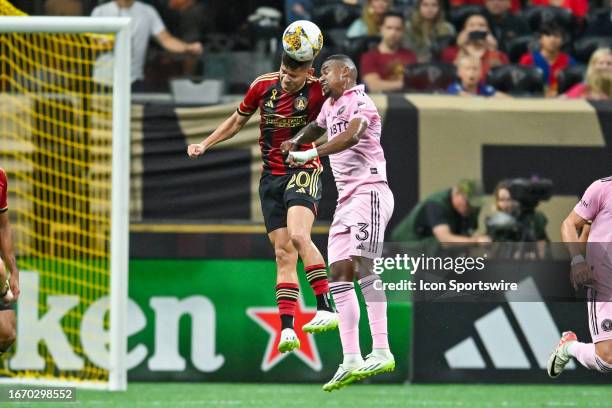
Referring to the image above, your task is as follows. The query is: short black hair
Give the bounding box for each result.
[281,52,313,70]
[324,54,355,66]
[539,21,564,36]
[323,54,358,80]
[382,11,405,24]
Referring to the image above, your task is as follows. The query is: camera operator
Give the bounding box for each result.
[486,178,551,258]
[391,179,491,246]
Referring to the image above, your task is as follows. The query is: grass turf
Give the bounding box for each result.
[5,383,612,408]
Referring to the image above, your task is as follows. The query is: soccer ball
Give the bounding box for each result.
[282,20,323,62]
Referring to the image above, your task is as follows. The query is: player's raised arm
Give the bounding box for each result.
[187,111,250,158]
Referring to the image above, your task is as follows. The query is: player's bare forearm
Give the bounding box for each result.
[293,121,326,145]
[0,214,17,277]
[315,118,366,157]
[561,210,588,257]
[202,112,249,149]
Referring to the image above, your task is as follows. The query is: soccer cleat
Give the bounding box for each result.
[351,351,395,381]
[547,331,577,378]
[323,363,361,392]
[303,310,339,333]
[278,328,300,353]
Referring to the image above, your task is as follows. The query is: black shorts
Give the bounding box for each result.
[259,168,323,233]
[0,300,14,311]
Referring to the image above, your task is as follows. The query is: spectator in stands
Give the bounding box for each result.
[347,0,392,38]
[44,0,82,15]
[563,48,612,100]
[166,0,207,76]
[361,11,417,92]
[285,0,313,24]
[91,0,203,91]
[442,16,509,80]
[391,179,491,245]
[529,0,588,19]
[404,0,456,62]
[450,0,521,13]
[447,54,506,96]
[484,0,531,52]
[519,22,575,97]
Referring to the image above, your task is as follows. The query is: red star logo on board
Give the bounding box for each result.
[247,295,322,372]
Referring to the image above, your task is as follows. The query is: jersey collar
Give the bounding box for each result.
[332,84,364,104]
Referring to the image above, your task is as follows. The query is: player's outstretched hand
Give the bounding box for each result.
[570,262,593,290]
[280,140,297,155]
[187,143,206,159]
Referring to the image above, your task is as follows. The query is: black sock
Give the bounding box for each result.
[316,292,335,312]
[280,314,294,330]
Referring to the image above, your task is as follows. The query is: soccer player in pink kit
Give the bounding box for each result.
[548,175,612,377]
[282,54,395,391]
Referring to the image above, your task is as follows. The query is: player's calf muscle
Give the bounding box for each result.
[595,341,612,365]
[0,313,16,352]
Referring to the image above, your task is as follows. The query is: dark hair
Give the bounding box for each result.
[539,21,563,36]
[281,52,313,70]
[462,13,489,30]
[382,11,405,24]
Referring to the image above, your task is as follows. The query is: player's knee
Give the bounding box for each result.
[274,247,293,267]
[329,261,353,282]
[289,232,310,251]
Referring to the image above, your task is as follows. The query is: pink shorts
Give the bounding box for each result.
[327,182,394,266]
[587,287,612,343]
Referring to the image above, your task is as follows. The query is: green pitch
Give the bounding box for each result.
[6,383,612,407]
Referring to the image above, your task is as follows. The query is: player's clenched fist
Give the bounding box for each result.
[187,143,206,158]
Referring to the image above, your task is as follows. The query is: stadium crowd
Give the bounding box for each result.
[15,0,611,98]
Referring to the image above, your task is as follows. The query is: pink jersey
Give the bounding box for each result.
[574,176,612,243]
[575,176,612,297]
[315,85,387,202]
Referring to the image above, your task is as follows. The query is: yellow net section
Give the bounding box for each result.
[0,0,115,385]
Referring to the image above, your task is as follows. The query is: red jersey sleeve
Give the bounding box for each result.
[237,77,265,116]
[0,169,8,212]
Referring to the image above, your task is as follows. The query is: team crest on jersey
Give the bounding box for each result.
[337,106,346,115]
[602,319,612,332]
[294,96,308,111]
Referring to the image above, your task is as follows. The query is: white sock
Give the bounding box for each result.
[372,348,393,359]
[343,353,363,366]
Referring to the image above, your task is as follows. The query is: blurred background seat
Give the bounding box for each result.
[170,78,225,105]
[572,36,612,64]
[487,64,545,96]
[556,64,586,94]
[404,62,457,93]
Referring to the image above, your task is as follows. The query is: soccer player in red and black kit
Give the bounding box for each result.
[0,168,19,356]
[187,53,338,353]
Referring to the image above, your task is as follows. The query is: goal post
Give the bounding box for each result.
[0,15,131,391]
